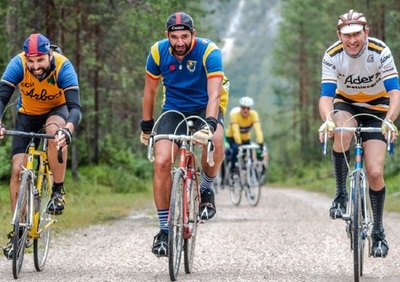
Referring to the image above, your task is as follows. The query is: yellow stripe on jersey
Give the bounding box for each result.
[327,43,343,56]
[336,89,389,103]
[150,42,161,67]
[203,42,219,75]
[368,41,384,53]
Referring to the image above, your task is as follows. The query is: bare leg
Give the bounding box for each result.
[9,154,26,213]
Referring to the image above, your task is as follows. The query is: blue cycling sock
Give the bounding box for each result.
[200,172,214,193]
[158,209,169,232]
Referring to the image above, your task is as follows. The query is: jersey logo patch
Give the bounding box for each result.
[47,75,56,85]
[187,60,197,72]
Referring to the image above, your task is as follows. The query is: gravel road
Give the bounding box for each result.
[1,185,400,281]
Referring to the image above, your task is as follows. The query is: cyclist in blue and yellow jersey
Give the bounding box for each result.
[0,33,82,259]
[226,96,264,174]
[318,10,400,258]
[140,12,226,257]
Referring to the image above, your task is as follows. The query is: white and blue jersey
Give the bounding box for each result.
[321,37,400,112]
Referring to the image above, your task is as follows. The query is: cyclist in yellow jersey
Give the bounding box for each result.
[226,96,264,174]
[0,34,82,259]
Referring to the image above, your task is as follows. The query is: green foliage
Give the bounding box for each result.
[99,133,154,182]
[0,138,11,180]
[0,165,153,241]
[78,164,150,194]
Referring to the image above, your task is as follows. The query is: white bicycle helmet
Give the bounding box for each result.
[239,96,254,107]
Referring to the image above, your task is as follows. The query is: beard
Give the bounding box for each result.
[27,65,51,80]
[172,43,191,56]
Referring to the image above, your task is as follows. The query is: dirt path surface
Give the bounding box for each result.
[2,185,400,281]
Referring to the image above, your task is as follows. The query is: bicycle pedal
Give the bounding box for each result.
[341,214,350,220]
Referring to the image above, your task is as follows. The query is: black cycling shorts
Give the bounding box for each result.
[334,102,386,142]
[11,105,68,156]
[156,107,224,135]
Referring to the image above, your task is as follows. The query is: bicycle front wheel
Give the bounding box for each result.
[184,170,199,274]
[34,176,53,271]
[168,169,184,281]
[352,170,362,282]
[12,171,32,279]
[246,165,261,207]
[229,172,242,205]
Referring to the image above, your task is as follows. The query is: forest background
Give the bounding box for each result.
[1,0,400,229]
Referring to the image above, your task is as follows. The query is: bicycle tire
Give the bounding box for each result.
[34,176,53,271]
[256,162,267,184]
[184,167,199,274]
[12,171,32,279]
[352,170,362,282]
[246,164,261,207]
[359,173,370,277]
[229,172,242,205]
[168,169,184,281]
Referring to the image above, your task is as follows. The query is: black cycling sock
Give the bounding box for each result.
[52,182,64,193]
[370,187,385,232]
[332,150,350,198]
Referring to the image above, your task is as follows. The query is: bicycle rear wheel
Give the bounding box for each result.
[352,171,362,282]
[168,169,184,281]
[246,165,261,207]
[184,170,199,274]
[12,171,32,279]
[229,172,242,205]
[34,176,53,271]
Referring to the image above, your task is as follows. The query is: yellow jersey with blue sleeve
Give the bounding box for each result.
[145,37,226,113]
[226,107,264,144]
[1,52,79,115]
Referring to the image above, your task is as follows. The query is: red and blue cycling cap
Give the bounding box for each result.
[166,12,194,32]
[23,33,51,57]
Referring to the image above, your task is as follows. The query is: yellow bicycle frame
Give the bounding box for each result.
[26,139,54,239]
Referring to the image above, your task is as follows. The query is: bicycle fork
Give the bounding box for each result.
[344,170,372,250]
[11,169,35,231]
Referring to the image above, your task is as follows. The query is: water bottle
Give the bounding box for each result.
[33,188,40,213]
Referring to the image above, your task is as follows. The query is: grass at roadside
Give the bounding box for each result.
[0,164,154,246]
[270,160,400,214]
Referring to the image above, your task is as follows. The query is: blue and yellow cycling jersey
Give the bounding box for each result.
[226,107,264,144]
[145,37,225,112]
[1,52,79,115]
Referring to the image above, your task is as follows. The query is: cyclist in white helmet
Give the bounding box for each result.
[225,96,265,175]
[318,9,400,258]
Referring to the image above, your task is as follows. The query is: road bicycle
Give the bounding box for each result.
[1,128,62,279]
[147,110,215,281]
[214,143,267,194]
[229,142,262,207]
[321,114,393,282]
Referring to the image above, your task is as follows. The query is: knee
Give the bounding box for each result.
[11,164,22,181]
[367,167,383,183]
[154,158,169,172]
